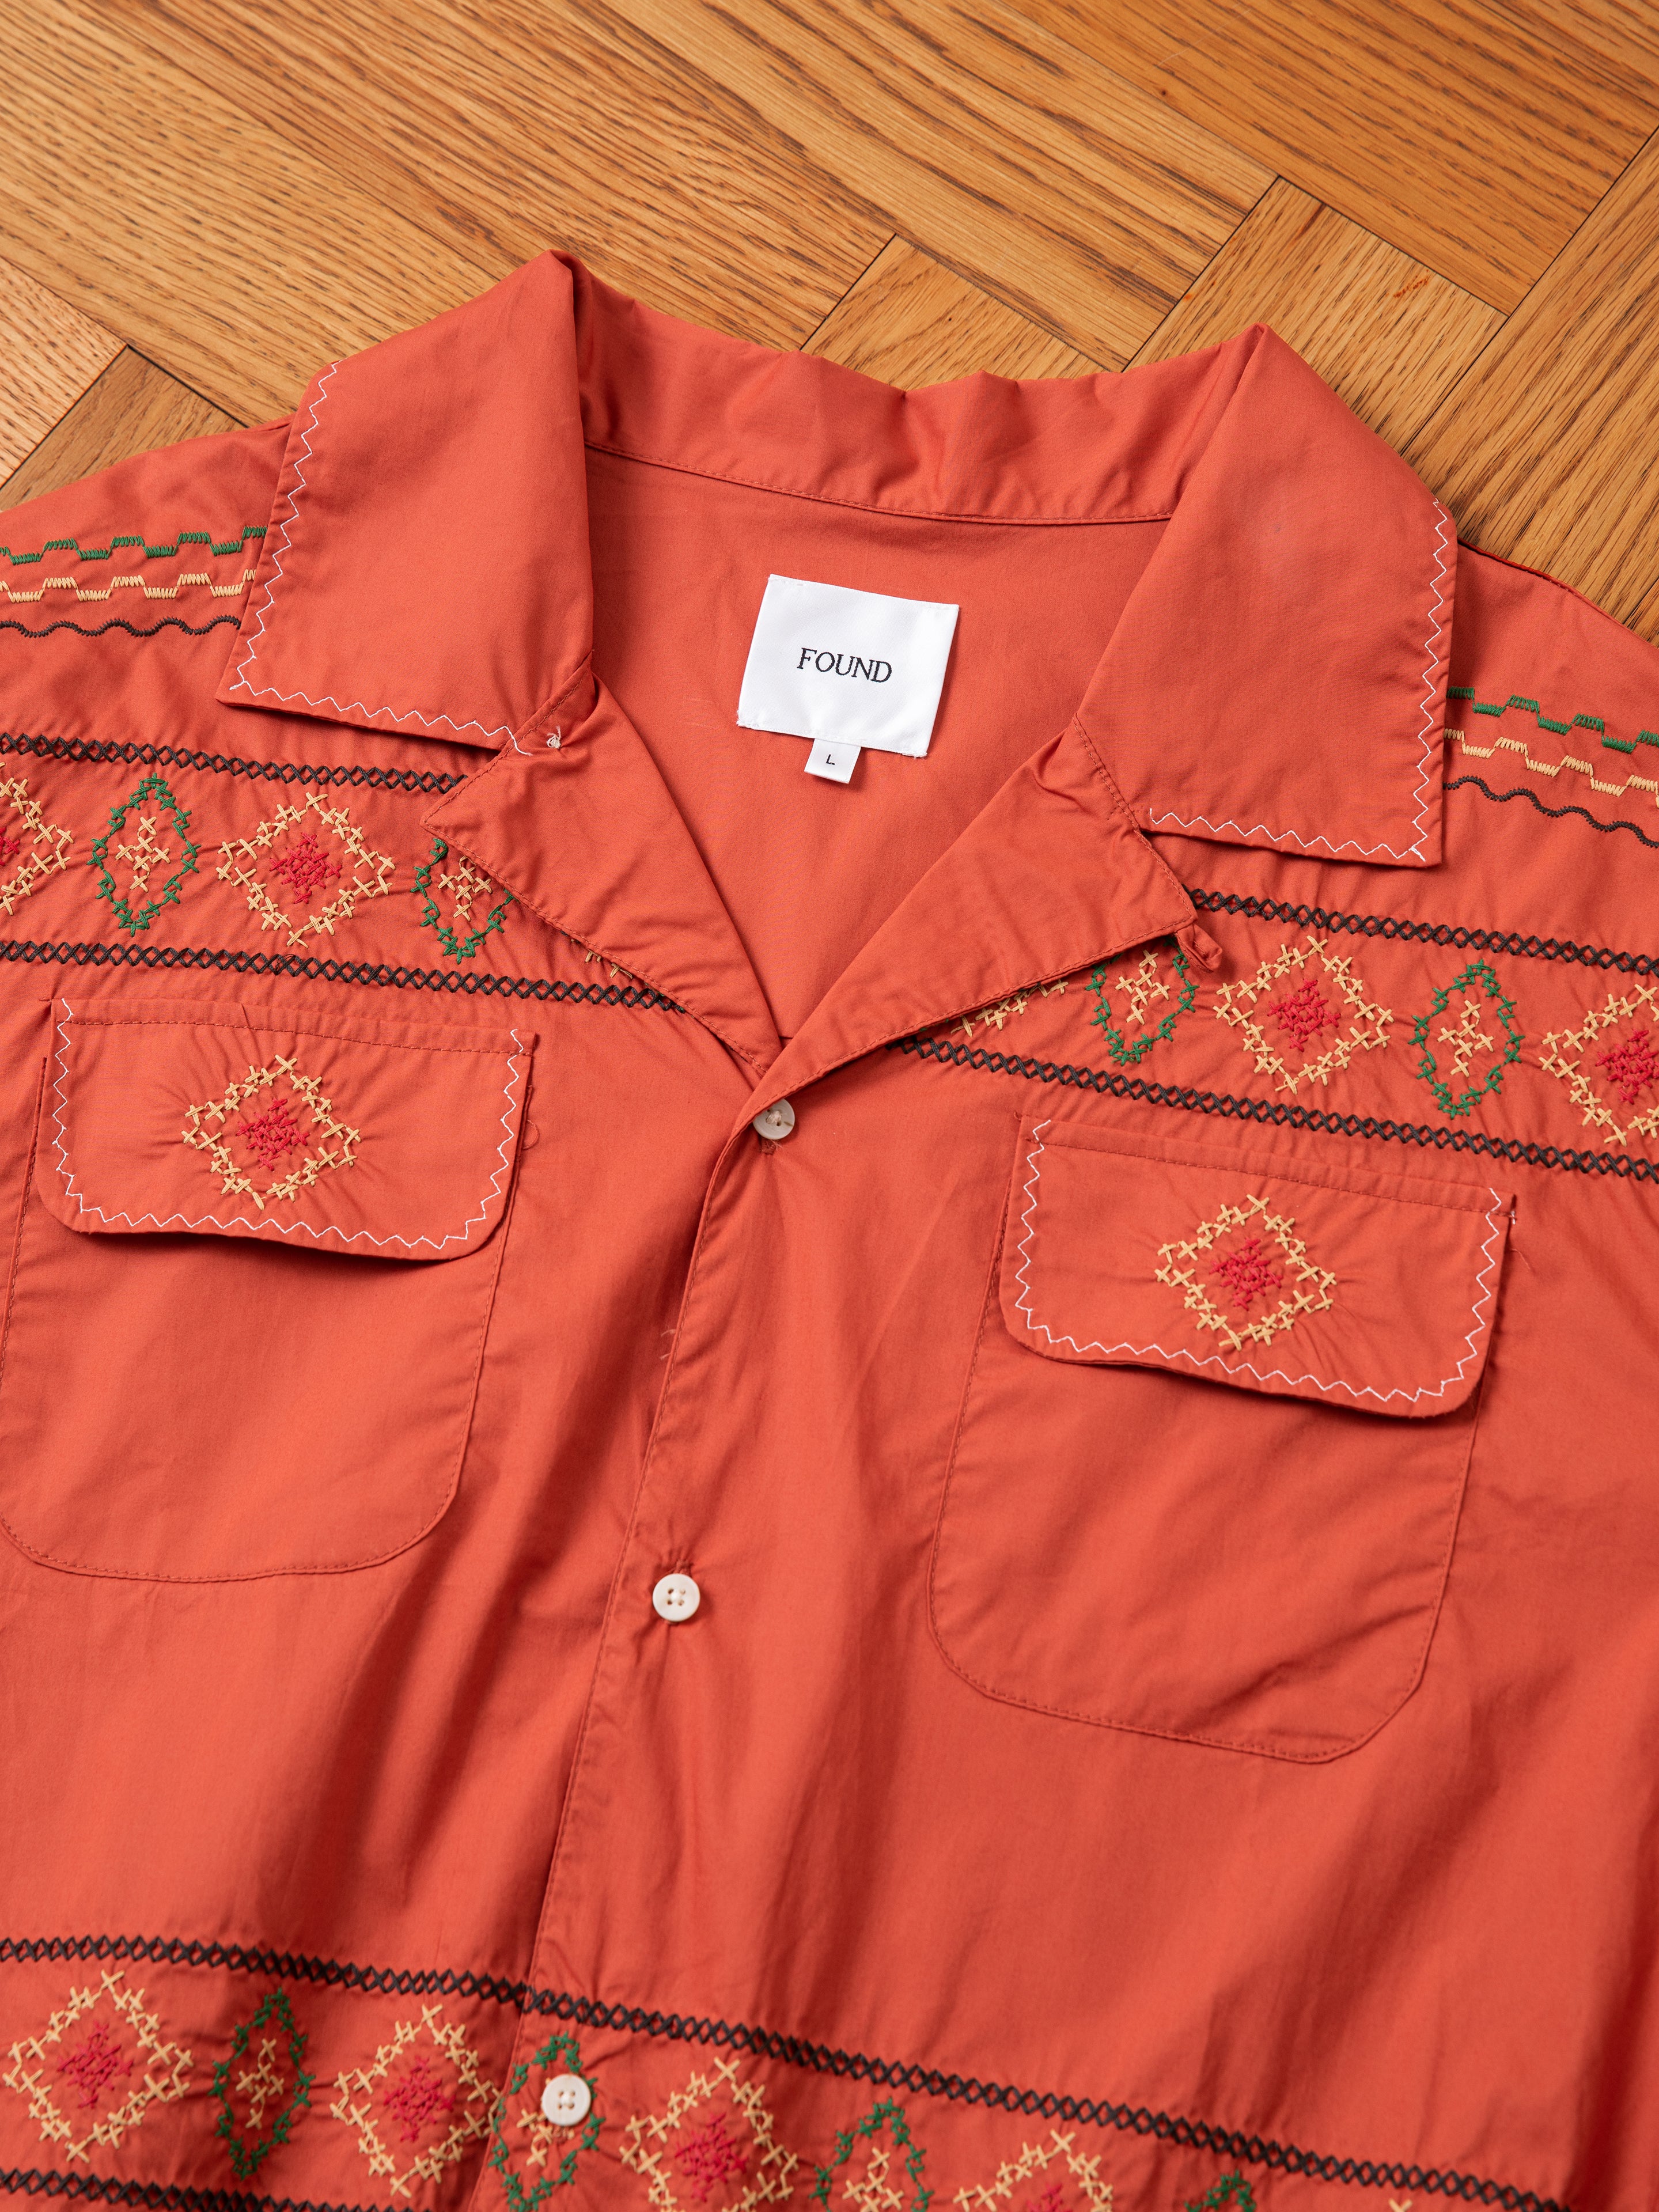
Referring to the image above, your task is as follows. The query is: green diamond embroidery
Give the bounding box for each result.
[414,835,513,960]
[810,2100,931,2212]
[1086,940,1198,1068]
[486,2031,601,2212]
[89,772,200,934]
[211,1987,313,2181]
[1185,2177,1256,2212]
[1410,958,1525,1119]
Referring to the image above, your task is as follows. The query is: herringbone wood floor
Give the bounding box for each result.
[5,0,1659,635]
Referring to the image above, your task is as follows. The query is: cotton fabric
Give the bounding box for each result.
[0,253,1655,2212]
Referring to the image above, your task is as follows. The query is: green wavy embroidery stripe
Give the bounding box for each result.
[486,2031,601,2211]
[1448,683,1659,757]
[1086,940,1196,1067]
[1409,957,1525,1120]
[211,1986,315,2182]
[89,773,202,935]
[812,2100,930,2212]
[413,835,514,961]
[0,524,266,569]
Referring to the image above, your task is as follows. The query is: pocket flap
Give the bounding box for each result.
[1002,1119,1510,1415]
[39,995,532,1260]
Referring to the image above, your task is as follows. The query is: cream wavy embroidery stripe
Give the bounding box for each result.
[1010,1119,1508,1409]
[1,570,257,605]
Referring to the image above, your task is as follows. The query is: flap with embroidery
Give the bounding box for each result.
[37,995,531,1259]
[1002,1120,1510,1416]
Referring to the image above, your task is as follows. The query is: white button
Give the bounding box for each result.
[752,1099,796,1142]
[653,1571,701,1623]
[540,2073,592,2126]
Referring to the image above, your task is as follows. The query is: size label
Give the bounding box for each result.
[805,738,859,783]
[736,575,959,763]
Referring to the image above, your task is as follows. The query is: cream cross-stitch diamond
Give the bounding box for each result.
[619,2054,797,2212]
[0,774,73,919]
[218,790,395,950]
[1541,980,1659,1147]
[1156,1192,1337,1354]
[953,2130,1113,2212]
[329,2002,494,2200]
[181,1052,361,1210]
[2,1968,192,2164]
[1214,934,1392,1092]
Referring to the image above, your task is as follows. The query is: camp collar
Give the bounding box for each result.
[218,250,1453,873]
[214,254,1453,1084]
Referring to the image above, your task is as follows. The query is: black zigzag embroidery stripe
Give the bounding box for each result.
[1186,884,1659,977]
[516,1988,1566,2212]
[0,940,684,1014]
[0,1933,525,2006]
[0,2171,399,2212]
[0,615,244,641]
[0,1940,1568,2212]
[887,1035,1659,1185]
[0,732,467,797]
[1447,771,1659,855]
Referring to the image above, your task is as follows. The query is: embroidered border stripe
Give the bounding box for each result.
[0,2171,396,2212]
[0,526,267,568]
[0,1940,1569,2212]
[0,733,465,797]
[0,615,244,641]
[1186,885,1659,975]
[0,1934,524,2005]
[1446,772,1659,855]
[518,1989,1566,2212]
[0,939,684,1012]
[888,1033,1659,1183]
[1446,685,1612,744]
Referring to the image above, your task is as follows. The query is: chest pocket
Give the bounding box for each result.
[0,994,531,1582]
[931,1118,1511,1762]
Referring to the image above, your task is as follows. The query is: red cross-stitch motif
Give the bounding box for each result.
[267,831,344,906]
[1266,976,1340,1054]
[236,1097,309,1172]
[382,2055,457,2144]
[1026,2187,1069,2212]
[56,2021,134,2109]
[672,2110,751,2203]
[0,824,21,869]
[1597,1025,1659,1107]
[1210,1234,1285,1313]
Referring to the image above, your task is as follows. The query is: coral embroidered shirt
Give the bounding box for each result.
[0,253,1654,2212]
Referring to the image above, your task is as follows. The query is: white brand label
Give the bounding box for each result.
[737,576,959,775]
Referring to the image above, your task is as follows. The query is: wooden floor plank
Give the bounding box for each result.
[1008,0,1659,310]
[805,240,1103,384]
[0,0,509,422]
[0,350,239,512]
[103,0,890,349]
[0,256,123,481]
[1406,132,1659,639]
[1131,180,1503,450]
[607,0,1272,365]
